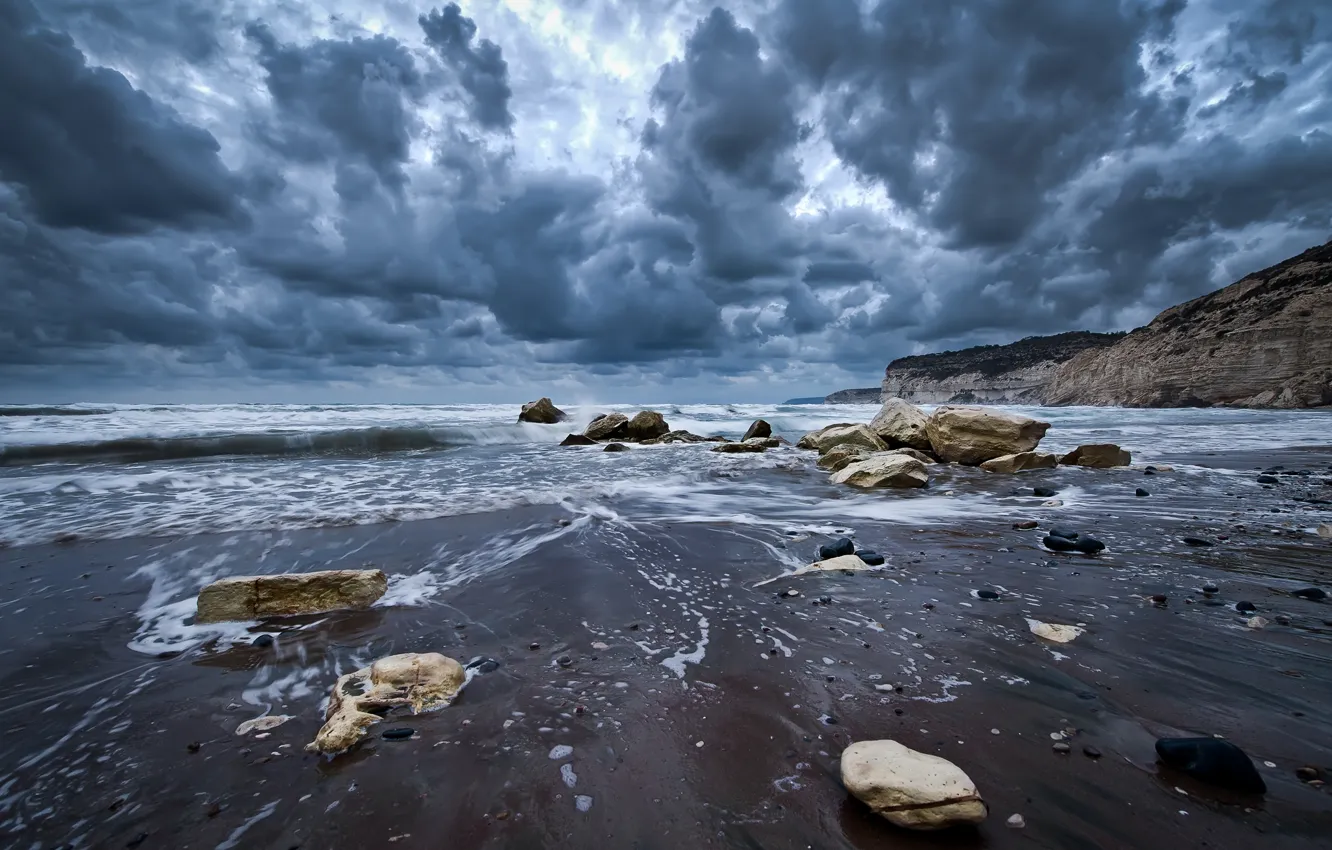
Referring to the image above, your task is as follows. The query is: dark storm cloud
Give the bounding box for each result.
[419,4,515,131]
[37,0,221,64]
[0,0,241,233]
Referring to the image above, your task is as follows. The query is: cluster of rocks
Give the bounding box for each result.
[524,399,784,452]
[796,398,1136,490]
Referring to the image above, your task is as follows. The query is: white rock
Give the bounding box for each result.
[1318,523,1331,539]
[1246,616,1269,630]
[830,454,929,489]
[1007,813,1026,828]
[236,715,292,736]
[840,739,988,830]
[1026,619,1085,643]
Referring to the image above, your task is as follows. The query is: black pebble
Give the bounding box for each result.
[126,833,148,849]
[557,655,572,667]
[818,595,833,605]
[1144,466,1158,475]
[529,642,540,651]
[1257,475,1279,485]
[251,634,274,649]
[1136,488,1150,497]
[1154,737,1266,793]
[1202,585,1219,594]
[1033,487,1058,498]
[818,537,855,560]
[186,741,201,753]
[1182,536,1214,547]
[603,443,628,452]
[1292,587,1327,601]
[1084,746,1102,759]
[1296,766,1322,783]
[381,728,415,740]
[466,657,501,674]
[1044,535,1080,553]
[1049,527,1079,541]
[1075,537,1106,554]
[1236,601,1257,612]
[856,550,885,566]
[976,589,1000,600]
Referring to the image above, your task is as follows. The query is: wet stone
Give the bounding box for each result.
[856,550,885,566]
[1292,587,1327,601]
[251,634,274,649]
[1083,746,1102,759]
[1257,475,1279,485]
[1236,601,1257,613]
[1013,520,1039,530]
[381,728,415,740]
[1202,585,1219,594]
[818,537,856,560]
[976,589,1000,600]
[1053,742,1071,754]
[1136,488,1150,497]
[1296,766,1322,783]
[1033,487,1058,498]
[1155,737,1266,794]
[1182,536,1214,547]
[1049,528,1079,541]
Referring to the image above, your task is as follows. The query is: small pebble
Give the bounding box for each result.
[976,589,1000,600]
[1007,814,1026,829]
[529,643,540,651]
[1083,746,1102,759]
[1053,742,1071,754]
[381,728,415,740]
[1236,601,1257,613]
[1136,488,1150,497]
[1296,766,1321,783]
[557,656,572,667]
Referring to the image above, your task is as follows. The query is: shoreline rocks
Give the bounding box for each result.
[868,398,932,451]
[584,413,629,441]
[560,433,597,447]
[841,739,988,830]
[924,406,1051,465]
[518,398,567,424]
[624,411,669,442]
[831,454,929,489]
[1060,444,1132,468]
[798,424,889,455]
[742,419,772,441]
[979,452,1059,473]
[712,441,767,454]
[308,652,465,756]
[1154,737,1267,794]
[195,569,387,624]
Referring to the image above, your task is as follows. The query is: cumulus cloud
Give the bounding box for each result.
[0,0,1329,401]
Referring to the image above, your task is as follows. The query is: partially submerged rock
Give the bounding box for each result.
[817,537,856,560]
[831,454,929,489]
[196,569,387,624]
[584,413,629,441]
[1026,619,1084,643]
[236,715,292,736]
[1318,523,1331,539]
[841,739,988,830]
[925,406,1050,465]
[979,452,1059,473]
[798,423,886,454]
[518,397,567,424]
[817,444,872,472]
[624,410,669,442]
[642,430,708,444]
[742,419,772,441]
[560,433,597,446]
[307,653,465,756]
[868,398,932,451]
[1060,444,1132,468]
[712,441,767,454]
[1154,737,1266,794]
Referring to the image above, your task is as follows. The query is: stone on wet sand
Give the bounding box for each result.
[518,397,567,424]
[817,444,872,472]
[742,419,772,441]
[560,433,597,446]
[840,739,987,830]
[924,406,1050,465]
[979,452,1059,474]
[584,413,629,441]
[1026,619,1084,643]
[624,411,669,442]
[1182,536,1214,547]
[1257,474,1279,485]
[236,715,292,736]
[1292,587,1327,601]
[808,554,875,574]
[856,550,885,566]
[1032,487,1058,498]
[818,537,856,560]
[831,454,929,489]
[1013,520,1039,530]
[1060,444,1132,468]
[307,653,465,756]
[1154,737,1267,794]
[1318,523,1332,539]
[1049,527,1078,541]
[868,398,932,451]
[1044,534,1104,554]
[196,569,388,624]
[800,424,889,455]
[712,441,767,454]
[1136,488,1150,497]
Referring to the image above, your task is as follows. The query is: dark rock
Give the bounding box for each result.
[603,443,629,452]
[557,655,572,667]
[1182,536,1214,547]
[1154,737,1266,793]
[1144,466,1158,475]
[818,537,856,560]
[251,634,274,649]
[560,433,597,447]
[186,741,201,753]
[528,642,540,650]
[519,397,568,424]
[126,833,149,849]
[1013,520,1039,530]
[976,589,1000,600]
[1202,585,1219,594]
[1075,537,1106,554]
[1049,527,1079,541]
[1083,746,1102,759]
[1292,587,1327,601]
[624,410,670,441]
[1150,594,1168,607]
[381,728,415,740]
[1257,474,1279,485]
[742,419,773,441]
[1296,766,1322,783]
[1033,487,1058,498]
[1236,601,1257,612]
[465,657,501,674]
[818,596,833,605]
[1053,742,1071,754]
[855,550,885,566]
[1043,535,1081,553]
[1136,488,1150,497]
[584,413,629,441]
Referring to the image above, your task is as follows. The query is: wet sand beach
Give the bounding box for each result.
[2,444,1330,849]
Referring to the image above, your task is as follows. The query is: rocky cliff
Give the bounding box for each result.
[873,332,1123,404]
[824,388,882,404]
[1045,240,1332,408]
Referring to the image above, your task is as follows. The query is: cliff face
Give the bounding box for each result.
[824,388,882,404]
[1045,240,1332,408]
[876,332,1124,405]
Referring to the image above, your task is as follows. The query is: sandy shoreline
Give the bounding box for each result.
[1,448,1330,848]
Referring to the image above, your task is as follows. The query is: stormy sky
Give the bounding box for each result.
[2,0,1330,403]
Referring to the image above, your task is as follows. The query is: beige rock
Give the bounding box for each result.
[584,413,628,441]
[831,454,929,489]
[883,447,938,465]
[744,437,781,448]
[742,419,772,441]
[841,739,988,830]
[307,652,465,756]
[1319,523,1332,539]
[818,444,872,472]
[518,397,567,424]
[799,424,889,455]
[1060,444,1132,468]
[196,569,388,624]
[869,398,932,450]
[806,554,874,573]
[796,422,858,449]
[712,441,767,454]
[1246,616,1269,630]
[925,406,1050,465]
[980,452,1060,473]
[236,715,292,736]
[1025,619,1084,643]
[624,410,670,441]
[642,430,708,444]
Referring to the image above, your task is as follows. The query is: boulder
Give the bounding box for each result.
[643,430,708,444]
[884,447,938,465]
[603,443,629,452]
[925,406,1050,465]
[831,454,929,489]
[712,441,767,454]
[1060,444,1132,468]
[869,398,932,450]
[584,413,629,441]
[817,444,872,472]
[624,410,670,442]
[841,739,988,830]
[518,397,567,424]
[307,653,465,756]
[799,424,889,455]
[1154,738,1266,794]
[196,569,387,624]
[560,433,597,447]
[744,437,781,448]
[796,423,858,450]
[742,419,773,441]
[979,452,1060,474]
[818,537,856,560]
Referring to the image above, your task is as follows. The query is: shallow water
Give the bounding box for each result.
[1,404,1330,848]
